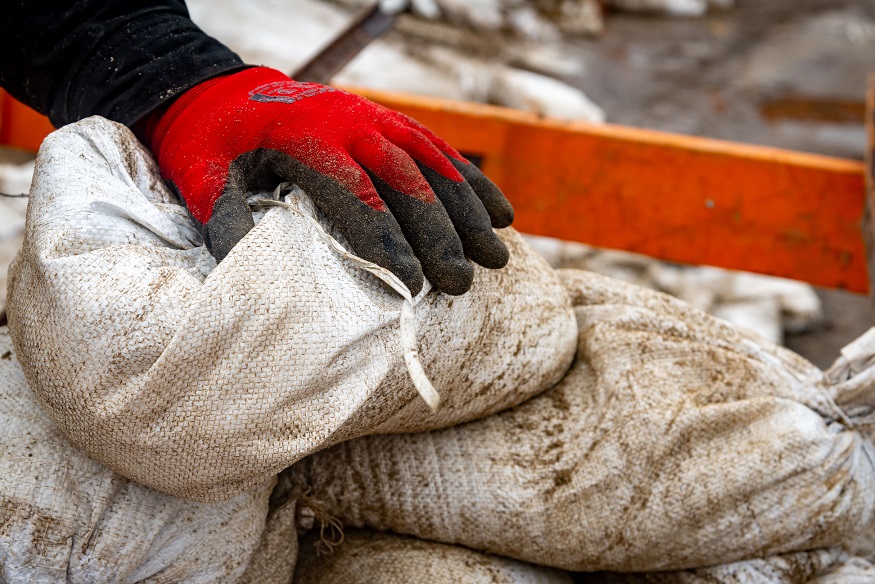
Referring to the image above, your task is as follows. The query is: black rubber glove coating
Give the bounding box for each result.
[197,148,514,297]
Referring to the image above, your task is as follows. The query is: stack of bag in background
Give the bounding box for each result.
[2,118,875,583]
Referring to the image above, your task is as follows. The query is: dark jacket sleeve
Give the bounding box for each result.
[0,0,246,127]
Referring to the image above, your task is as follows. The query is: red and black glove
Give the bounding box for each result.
[138,66,513,295]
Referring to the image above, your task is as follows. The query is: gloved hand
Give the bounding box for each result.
[139,66,513,296]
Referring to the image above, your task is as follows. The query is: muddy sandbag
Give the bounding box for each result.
[586,551,875,583]
[0,327,288,583]
[237,491,300,584]
[6,117,576,502]
[584,549,843,583]
[811,555,875,583]
[283,268,875,572]
[294,529,572,584]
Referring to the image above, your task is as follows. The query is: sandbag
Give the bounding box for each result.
[294,529,572,584]
[283,268,875,572]
[585,549,843,583]
[236,497,299,584]
[6,117,577,502]
[0,327,285,583]
[811,555,875,583]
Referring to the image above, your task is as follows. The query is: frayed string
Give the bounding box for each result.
[297,490,346,556]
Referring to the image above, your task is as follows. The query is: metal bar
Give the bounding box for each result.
[350,86,869,292]
[863,75,875,298]
[291,4,401,84]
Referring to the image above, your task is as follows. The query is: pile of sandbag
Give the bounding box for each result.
[590,551,875,583]
[603,0,733,17]
[330,0,605,37]
[6,116,576,502]
[523,235,824,346]
[6,117,875,582]
[282,268,875,572]
[292,530,875,584]
[187,0,607,121]
[333,0,732,37]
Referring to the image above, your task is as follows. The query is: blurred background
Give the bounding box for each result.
[3,0,875,366]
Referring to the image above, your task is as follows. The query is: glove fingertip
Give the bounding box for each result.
[467,231,510,270]
[449,158,515,228]
[429,258,475,296]
[487,198,514,229]
[397,260,426,297]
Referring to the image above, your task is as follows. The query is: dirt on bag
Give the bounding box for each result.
[0,327,279,583]
[283,269,875,572]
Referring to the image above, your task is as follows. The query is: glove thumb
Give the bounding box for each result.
[202,188,255,263]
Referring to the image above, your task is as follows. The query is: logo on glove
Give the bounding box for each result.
[248,81,337,104]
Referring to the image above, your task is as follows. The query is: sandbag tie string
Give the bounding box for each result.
[296,490,346,556]
[251,184,441,411]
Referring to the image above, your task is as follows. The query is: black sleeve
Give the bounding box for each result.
[0,0,247,127]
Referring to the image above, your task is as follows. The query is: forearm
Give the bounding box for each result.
[0,0,245,127]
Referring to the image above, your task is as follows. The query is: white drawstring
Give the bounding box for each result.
[252,184,441,411]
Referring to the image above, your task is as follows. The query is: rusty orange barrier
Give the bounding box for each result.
[1,86,868,292]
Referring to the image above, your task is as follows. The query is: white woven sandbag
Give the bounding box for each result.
[6,117,576,502]
[811,555,875,583]
[0,327,279,583]
[237,496,299,584]
[294,529,573,584]
[283,268,875,572]
[588,551,875,583]
[587,549,842,583]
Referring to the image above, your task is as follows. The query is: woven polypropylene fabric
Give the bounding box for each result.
[284,269,875,572]
[811,555,875,583]
[589,550,875,583]
[294,530,573,584]
[6,117,577,502]
[590,550,840,583]
[0,327,275,583]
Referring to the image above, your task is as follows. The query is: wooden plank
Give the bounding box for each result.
[352,87,869,293]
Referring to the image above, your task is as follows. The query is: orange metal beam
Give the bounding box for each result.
[865,76,875,296]
[0,90,54,153]
[352,87,869,293]
[0,87,868,292]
